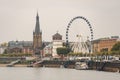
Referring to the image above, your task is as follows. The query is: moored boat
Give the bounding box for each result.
[75,61,88,70]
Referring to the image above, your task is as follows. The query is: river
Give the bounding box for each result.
[0,67,120,80]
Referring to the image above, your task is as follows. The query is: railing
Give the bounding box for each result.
[7,59,20,67]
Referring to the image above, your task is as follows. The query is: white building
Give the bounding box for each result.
[0,46,6,54]
[52,32,63,57]
[43,43,53,56]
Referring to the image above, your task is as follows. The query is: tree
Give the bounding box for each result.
[111,42,120,55]
[3,49,8,54]
[56,47,71,59]
[111,42,120,51]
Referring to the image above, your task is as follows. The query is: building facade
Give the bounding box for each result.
[0,46,7,54]
[52,32,63,57]
[7,40,33,53]
[93,36,120,53]
[43,43,52,56]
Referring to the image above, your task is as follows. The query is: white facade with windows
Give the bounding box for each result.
[52,40,63,57]
[44,43,52,56]
[0,46,6,54]
[52,32,63,57]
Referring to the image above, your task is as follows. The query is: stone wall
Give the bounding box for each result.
[88,61,120,72]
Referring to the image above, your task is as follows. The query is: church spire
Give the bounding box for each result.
[33,12,42,50]
[35,12,40,35]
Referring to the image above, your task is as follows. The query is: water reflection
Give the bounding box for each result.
[0,67,119,80]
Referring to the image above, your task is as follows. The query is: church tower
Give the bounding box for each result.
[33,12,42,51]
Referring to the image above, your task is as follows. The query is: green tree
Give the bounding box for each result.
[3,49,7,54]
[57,47,71,59]
[111,42,120,55]
[111,42,120,51]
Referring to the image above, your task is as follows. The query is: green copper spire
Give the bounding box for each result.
[35,12,40,35]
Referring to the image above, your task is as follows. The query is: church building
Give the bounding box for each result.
[33,13,42,55]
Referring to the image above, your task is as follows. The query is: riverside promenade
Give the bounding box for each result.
[0,57,120,73]
[0,64,27,67]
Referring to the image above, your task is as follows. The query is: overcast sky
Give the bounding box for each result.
[0,0,120,43]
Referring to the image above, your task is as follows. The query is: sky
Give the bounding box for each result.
[0,0,120,43]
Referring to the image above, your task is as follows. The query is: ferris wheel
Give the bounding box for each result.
[66,16,93,53]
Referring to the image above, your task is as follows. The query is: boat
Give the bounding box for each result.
[75,61,88,70]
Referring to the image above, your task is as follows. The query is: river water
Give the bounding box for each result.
[0,67,120,80]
